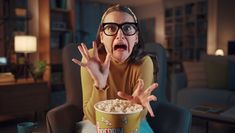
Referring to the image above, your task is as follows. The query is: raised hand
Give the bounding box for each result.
[117,79,158,117]
[72,41,111,89]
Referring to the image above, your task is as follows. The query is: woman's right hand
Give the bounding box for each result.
[72,41,111,89]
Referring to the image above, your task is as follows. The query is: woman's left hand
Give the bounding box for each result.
[117,79,158,117]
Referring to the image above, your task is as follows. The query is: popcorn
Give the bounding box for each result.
[95,99,143,113]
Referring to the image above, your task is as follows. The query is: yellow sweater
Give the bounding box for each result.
[81,49,154,124]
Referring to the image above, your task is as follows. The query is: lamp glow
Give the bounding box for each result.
[14,35,37,79]
[14,35,37,53]
[215,49,224,56]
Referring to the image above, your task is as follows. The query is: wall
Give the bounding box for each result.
[207,0,235,55]
[76,2,107,48]
[28,0,39,61]
[0,2,3,56]
[134,1,165,47]
[207,0,217,55]
[217,0,235,55]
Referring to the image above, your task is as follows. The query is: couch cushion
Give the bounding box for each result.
[205,61,228,89]
[201,54,228,89]
[183,61,207,88]
[228,60,235,91]
[177,88,232,108]
[201,54,228,64]
[228,94,235,106]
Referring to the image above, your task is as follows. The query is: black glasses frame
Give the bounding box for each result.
[101,22,138,36]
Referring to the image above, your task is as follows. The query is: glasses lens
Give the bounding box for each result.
[103,24,118,36]
[102,23,138,36]
[122,23,137,36]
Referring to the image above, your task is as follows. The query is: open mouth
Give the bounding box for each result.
[114,44,127,51]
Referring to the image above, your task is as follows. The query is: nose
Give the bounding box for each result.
[116,28,125,39]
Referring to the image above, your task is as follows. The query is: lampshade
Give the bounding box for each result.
[215,49,224,56]
[14,35,37,53]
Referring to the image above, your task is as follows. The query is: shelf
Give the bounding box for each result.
[165,0,207,62]
[51,28,71,32]
[51,8,70,13]
[0,0,31,64]
[48,0,75,90]
[0,14,32,21]
[0,16,31,21]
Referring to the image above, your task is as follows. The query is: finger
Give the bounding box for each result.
[104,53,111,68]
[133,79,144,96]
[136,79,144,93]
[81,43,90,59]
[138,79,144,90]
[93,41,100,62]
[144,83,158,95]
[117,91,133,101]
[147,95,157,102]
[72,58,86,67]
[146,103,155,117]
[78,45,89,60]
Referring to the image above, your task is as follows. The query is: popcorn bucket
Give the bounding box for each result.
[94,99,143,133]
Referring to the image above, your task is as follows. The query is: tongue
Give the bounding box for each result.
[114,45,127,51]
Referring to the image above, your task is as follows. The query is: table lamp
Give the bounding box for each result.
[14,35,37,79]
[215,49,224,56]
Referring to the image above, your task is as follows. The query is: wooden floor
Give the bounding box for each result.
[0,117,234,133]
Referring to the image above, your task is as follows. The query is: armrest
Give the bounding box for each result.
[170,72,187,103]
[147,102,191,133]
[46,103,83,133]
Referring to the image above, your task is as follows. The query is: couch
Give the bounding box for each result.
[170,54,235,109]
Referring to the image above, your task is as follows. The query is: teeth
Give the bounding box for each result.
[114,44,127,50]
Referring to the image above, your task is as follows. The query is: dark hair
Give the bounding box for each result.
[95,4,146,64]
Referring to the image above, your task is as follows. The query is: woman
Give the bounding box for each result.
[72,4,157,133]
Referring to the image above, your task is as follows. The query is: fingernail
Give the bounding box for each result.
[72,58,77,63]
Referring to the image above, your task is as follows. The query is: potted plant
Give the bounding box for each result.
[30,60,46,82]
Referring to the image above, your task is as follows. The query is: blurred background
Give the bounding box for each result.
[0,0,235,132]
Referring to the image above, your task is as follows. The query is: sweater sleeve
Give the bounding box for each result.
[80,53,109,125]
[139,56,154,90]
[134,56,154,118]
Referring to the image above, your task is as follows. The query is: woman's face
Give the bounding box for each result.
[100,11,138,63]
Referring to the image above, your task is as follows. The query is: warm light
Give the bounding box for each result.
[215,49,224,56]
[14,35,37,53]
